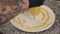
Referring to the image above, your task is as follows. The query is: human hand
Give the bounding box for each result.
[0,0,29,25]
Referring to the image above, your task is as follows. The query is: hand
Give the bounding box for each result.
[0,0,29,25]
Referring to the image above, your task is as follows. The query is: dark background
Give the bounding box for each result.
[29,0,45,8]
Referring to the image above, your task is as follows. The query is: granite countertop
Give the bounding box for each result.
[0,0,60,34]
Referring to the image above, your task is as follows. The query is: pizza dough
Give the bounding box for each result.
[10,5,55,32]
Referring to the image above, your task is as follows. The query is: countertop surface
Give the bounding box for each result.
[0,0,60,34]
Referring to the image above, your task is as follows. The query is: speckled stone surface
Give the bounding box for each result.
[0,0,60,34]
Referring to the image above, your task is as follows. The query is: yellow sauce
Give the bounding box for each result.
[26,7,50,29]
[11,6,50,29]
[28,7,40,16]
[12,17,26,26]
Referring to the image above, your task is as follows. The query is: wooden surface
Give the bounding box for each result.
[0,0,60,34]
